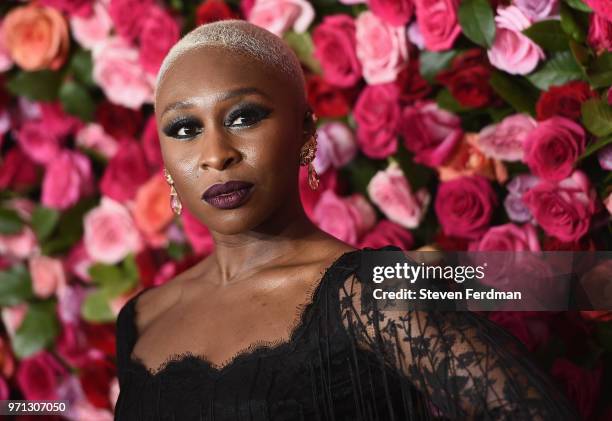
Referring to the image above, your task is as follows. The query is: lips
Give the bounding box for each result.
[201,180,255,210]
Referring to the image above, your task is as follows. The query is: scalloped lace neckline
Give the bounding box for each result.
[126,248,361,378]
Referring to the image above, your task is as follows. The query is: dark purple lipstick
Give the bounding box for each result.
[201,180,254,209]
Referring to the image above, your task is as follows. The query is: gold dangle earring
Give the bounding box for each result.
[163,167,183,215]
[300,112,320,190]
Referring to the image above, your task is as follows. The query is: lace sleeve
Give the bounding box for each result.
[338,267,580,420]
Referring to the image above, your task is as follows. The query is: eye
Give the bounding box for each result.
[162,116,202,140]
[225,104,271,128]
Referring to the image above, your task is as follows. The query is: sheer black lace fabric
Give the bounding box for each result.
[114,245,579,421]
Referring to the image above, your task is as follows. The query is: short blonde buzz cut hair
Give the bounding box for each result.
[154,19,308,112]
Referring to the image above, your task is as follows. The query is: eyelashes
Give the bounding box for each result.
[162,104,272,140]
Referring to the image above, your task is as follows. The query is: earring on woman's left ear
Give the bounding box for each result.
[163,167,183,215]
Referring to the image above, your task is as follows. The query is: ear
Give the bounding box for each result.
[301,106,317,146]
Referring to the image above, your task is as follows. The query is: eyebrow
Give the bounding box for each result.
[161,87,270,117]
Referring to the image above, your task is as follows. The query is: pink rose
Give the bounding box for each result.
[0,146,40,193]
[487,6,545,75]
[70,0,113,50]
[353,83,400,158]
[299,166,338,221]
[248,0,315,37]
[83,196,143,264]
[42,150,95,210]
[514,0,559,21]
[39,0,94,18]
[107,0,154,43]
[313,190,376,246]
[469,222,540,251]
[588,13,612,53]
[355,10,408,84]
[358,219,414,250]
[523,116,586,182]
[99,138,151,203]
[56,284,87,324]
[312,14,362,88]
[75,123,119,159]
[17,351,68,400]
[0,19,14,72]
[16,120,64,165]
[523,170,597,242]
[92,36,154,109]
[65,240,93,282]
[585,0,612,23]
[414,0,461,51]
[312,121,357,174]
[28,255,67,298]
[369,0,414,27]
[0,227,39,261]
[398,100,463,168]
[477,113,536,161]
[367,161,430,229]
[138,5,180,76]
[180,207,215,256]
[435,175,498,239]
[39,101,83,139]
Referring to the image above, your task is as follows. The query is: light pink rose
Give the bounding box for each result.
[313,190,376,246]
[28,255,67,298]
[75,123,118,158]
[355,11,408,84]
[369,0,414,27]
[477,113,537,161]
[514,0,559,21]
[585,0,612,23]
[0,226,39,261]
[414,0,461,51]
[0,20,14,71]
[92,36,154,109]
[353,83,400,158]
[367,161,430,229]
[312,121,357,173]
[504,173,540,223]
[588,13,612,53]
[56,284,87,324]
[138,5,180,76]
[15,120,64,165]
[83,196,143,264]
[69,0,113,50]
[398,100,463,168]
[1,303,28,337]
[42,149,95,210]
[17,351,68,400]
[523,170,598,242]
[487,6,545,75]
[248,0,315,37]
[407,21,425,49]
[523,116,586,182]
[469,222,541,251]
[312,14,362,88]
[599,145,612,170]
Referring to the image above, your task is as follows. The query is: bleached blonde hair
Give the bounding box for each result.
[154,19,307,110]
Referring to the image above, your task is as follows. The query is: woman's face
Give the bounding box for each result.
[155,45,311,235]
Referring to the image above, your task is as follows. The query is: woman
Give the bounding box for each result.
[114,20,578,421]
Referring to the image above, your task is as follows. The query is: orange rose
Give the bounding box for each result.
[2,4,69,71]
[132,172,173,247]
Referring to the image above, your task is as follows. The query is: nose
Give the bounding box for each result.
[198,130,241,171]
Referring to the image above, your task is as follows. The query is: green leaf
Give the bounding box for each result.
[587,52,612,89]
[59,80,95,122]
[283,30,322,74]
[81,289,116,323]
[0,264,34,306]
[419,51,458,83]
[560,3,586,43]
[578,136,612,162]
[0,207,23,235]
[100,276,136,299]
[12,301,60,359]
[582,99,612,137]
[122,253,139,281]
[489,71,538,115]
[30,206,60,242]
[69,49,95,88]
[526,51,584,90]
[564,0,592,12]
[88,263,123,285]
[523,20,569,52]
[458,0,496,48]
[6,70,62,101]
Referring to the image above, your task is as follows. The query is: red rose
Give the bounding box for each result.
[436,49,495,108]
[306,74,353,118]
[83,322,117,357]
[542,236,596,251]
[488,311,551,352]
[551,357,603,420]
[140,115,164,172]
[580,311,612,322]
[358,219,414,250]
[536,81,597,121]
[196,0,238,25]
[100,138,151,203]
[523,116,586,182]
[434,231,470,251]
[434,175,497,240]
[95,101,143,139]
[79,358,115,409]
[395,59,431,105]
[0,147,41,192]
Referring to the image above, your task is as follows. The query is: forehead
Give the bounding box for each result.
[155,45,293,114]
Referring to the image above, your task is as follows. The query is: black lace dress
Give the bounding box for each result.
[113,245,579,421]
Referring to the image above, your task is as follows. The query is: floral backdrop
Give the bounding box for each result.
[0,0,611,419]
